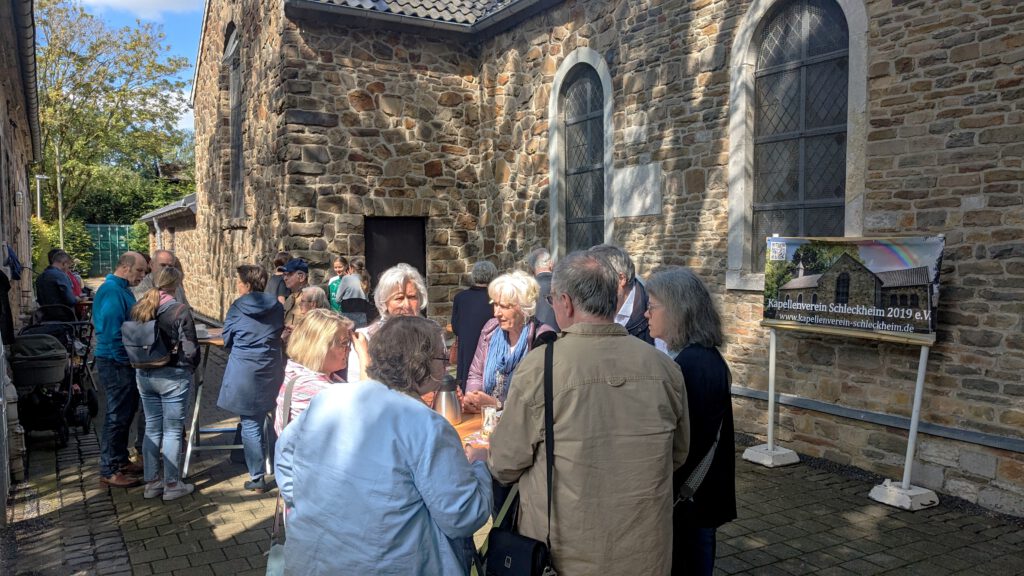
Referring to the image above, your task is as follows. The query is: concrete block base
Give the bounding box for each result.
[869,479,939,511]
[742,444,801,468]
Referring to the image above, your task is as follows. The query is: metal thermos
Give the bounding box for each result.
[432,375,462,425]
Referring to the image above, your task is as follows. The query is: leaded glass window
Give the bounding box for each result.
[561,65,604,253]
[224,28,244,219]
[752,0,848,270]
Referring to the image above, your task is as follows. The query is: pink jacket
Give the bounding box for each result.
[465,318,554,394]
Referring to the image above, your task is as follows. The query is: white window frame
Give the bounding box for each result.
[548,48,614,258]
[727,0,868,291]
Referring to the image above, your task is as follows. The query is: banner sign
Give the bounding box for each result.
[762,236,944,339]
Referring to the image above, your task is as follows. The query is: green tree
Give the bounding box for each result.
[30,216,94,273]
[128,222,151,254]
[763,260,795,304]
[69,164,188,224]
[792,241,861,275]
[35,0,190,221]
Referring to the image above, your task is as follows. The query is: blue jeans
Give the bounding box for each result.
[137,366,191,484]
[97,357,139,477]
[673,525,717,576]
[240,414,267,481]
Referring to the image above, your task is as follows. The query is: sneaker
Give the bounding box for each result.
[244,477,267,493]
[121,460,144,475]
[162,482,195,501]
[143,480,164,499]
[100,472,142,488]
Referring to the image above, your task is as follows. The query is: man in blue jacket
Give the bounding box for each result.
[94,251,148,487]
[35,250,79,321]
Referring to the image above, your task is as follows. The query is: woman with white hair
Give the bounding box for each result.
[347,263,429,381]
[462,270,554,412]
[644,265,735,576]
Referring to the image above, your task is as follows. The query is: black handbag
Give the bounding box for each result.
[481,338,558,576]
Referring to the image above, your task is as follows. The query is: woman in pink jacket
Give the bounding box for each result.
[462,271,554,413]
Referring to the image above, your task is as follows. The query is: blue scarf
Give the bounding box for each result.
[482,323,532,402]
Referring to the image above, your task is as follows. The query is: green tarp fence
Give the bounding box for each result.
[85,224,132,278]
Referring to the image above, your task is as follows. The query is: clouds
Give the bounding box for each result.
[177,106,194,132]
[80,0,204,20]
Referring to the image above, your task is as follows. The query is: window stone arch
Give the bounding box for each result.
[727,0,867,290]
[548,48,614,258]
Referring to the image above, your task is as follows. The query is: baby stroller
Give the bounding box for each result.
[14,317,99,446]
[11,333,73,447]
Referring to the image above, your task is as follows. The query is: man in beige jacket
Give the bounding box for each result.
[488,251,690,575]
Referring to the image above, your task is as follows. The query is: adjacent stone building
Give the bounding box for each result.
[188,0,1024,513]
[1,0,42,509]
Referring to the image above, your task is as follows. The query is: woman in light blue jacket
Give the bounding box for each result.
[275,316,491,575]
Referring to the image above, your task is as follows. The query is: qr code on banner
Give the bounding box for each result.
[768,240,787,261]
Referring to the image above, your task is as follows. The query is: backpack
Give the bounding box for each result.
[122,304,186,369]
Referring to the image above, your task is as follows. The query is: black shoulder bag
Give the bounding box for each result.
[481,339,557,576]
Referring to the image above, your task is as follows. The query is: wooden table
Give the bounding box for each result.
[454,413,483,439]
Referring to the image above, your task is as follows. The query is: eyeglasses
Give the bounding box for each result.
[647,303,664,312]
[332,339,352,349]
[545,294,555,305]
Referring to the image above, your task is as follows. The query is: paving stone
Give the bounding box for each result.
[8,366,1024,576]
[150,555,191,573]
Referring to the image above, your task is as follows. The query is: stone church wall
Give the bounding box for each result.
[191,0,1024,513]
[475,0,1024,513]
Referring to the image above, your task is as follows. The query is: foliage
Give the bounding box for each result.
[30,216,95,274]
[35,0,191,221]
[128,222,151,254]
[30,217,54,275]
[69,164,189,224]
[763,259,794,304]
[792,241,862,275]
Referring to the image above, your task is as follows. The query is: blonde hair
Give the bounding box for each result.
[488,270,540,319]
[131,267,183,322]
[287,308,354,372]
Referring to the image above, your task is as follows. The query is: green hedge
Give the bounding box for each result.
[30,216,95,275]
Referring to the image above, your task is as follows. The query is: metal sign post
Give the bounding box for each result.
[868,344,939,510]
[742,328,800,467]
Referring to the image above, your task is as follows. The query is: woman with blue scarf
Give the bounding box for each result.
[463,271,554,412]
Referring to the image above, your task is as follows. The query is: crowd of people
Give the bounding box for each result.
[76,242,735,575]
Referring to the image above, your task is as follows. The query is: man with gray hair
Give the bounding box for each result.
[589,243,653,344]
[487,250,689,575]
[133,249,189,306]
[450,260,498,386]
[526,247,558,331]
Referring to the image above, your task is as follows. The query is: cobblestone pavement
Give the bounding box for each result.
[4,344,1024,575]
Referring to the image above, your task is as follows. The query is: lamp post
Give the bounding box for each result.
[33,174,49,217]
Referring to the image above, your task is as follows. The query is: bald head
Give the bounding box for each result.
[115,252,148,286]
[152,249,176,274]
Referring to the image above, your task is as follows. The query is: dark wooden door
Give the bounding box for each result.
[364,217,427,294]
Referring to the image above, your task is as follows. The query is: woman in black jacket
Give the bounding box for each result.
[131,267,201,501]
[645,266,736,576]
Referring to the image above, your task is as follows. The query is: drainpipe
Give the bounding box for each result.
[153,219,163,250]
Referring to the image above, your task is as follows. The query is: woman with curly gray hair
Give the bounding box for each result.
[274,316,491,575]
[644,266,735,576]
[347,263,428,381]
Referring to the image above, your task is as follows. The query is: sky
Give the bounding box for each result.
[80,0,205,131]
